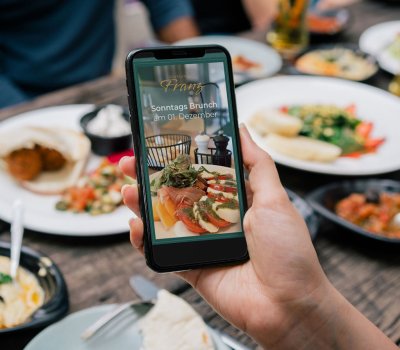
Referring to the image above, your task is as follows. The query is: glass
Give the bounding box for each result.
[267,0,309,59]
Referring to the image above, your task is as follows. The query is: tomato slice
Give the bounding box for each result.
[208,184,237,193]
[364,137,385,150]
[280,106,289,114]
[206,213,230,228]
[345,104,357,117]
[215,174,233,180]
[356,121,373,139]
[176,209,206,233]
[207,193,230,203]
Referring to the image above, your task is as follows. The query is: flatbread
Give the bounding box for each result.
[140,290,214,350]
[0,127,91,194]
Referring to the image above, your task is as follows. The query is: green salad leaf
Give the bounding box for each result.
[287,105,364,154]
[0,272,12,285]
[152,155,199,191]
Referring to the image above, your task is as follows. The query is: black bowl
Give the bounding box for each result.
[291,43,379,82]
[0,241,69,349]
[306,179,400,244]
[80,106,133,156]
[287,188,319,241]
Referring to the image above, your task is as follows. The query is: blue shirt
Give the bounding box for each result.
[0,0,115,108]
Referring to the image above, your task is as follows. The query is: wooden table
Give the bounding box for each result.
[1,1,400,349]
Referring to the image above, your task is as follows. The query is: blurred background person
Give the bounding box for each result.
[142,0,279,42]
[0,1,115,109]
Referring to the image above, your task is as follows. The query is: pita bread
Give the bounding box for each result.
[140,290,214,350]
[0,127,91,194]
[264,134,342,162]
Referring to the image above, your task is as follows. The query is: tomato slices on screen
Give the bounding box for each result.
[176,208,206,233]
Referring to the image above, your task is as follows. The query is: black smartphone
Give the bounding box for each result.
[125,45,248,272]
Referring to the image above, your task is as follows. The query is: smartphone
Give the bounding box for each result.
[125,45,248,272]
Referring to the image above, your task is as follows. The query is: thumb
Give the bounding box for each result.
[239,124,287,207]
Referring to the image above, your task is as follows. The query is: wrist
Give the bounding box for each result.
[250,278,341,350]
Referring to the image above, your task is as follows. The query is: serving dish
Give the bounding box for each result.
[174,35,282,84]
[236,76,400,176]
[25,304,229,350]
[359,20,400,75]
[0,105,134,236]
[80,106,132,156]
[306,179,400,244]
[0,241,69,349]
[293,44,378,82]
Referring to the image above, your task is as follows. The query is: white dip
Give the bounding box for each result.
[87,105,130,137]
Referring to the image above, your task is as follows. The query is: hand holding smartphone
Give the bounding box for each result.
[125,46,248,272]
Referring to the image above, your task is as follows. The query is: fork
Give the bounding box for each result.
[80,300,154,341]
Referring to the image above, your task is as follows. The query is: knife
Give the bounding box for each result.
[129,275,252,350]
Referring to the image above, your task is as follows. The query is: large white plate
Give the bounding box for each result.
[150,164,241,239]
[25,304,229,350]
[174,35,282,84]
[359,21,400,75]
[0,105,134,236]
[236,76,400,175]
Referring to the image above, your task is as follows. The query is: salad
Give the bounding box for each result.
[55,160,134,215]
[281,104,385,157]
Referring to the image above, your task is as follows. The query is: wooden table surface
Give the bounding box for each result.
[1,1,400,349]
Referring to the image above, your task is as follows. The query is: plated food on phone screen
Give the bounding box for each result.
[150,155,240,237]
[249,104,385,163]
[55,159,133,215]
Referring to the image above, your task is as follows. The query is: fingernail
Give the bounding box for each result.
[128,217,136,226]
[121,184,130,195]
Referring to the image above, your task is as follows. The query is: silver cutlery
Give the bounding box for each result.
[80,299,154,340]
[10,199,24,281]
[129,275,252,350]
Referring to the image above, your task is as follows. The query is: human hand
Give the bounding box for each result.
[241,0,278,31]
[120,125,334,348]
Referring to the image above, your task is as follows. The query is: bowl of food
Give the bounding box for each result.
[80,105,132,156]
[0,241,69,348]
[306,179,400,244]
[308,8,350,39]
[293,44,378,82]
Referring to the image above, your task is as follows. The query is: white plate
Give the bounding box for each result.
[0,105,134,236]
[236,76,400,175]
[174,35,282,84]
[150,164,241,239]
[359,21,400,75]
[25,304,229,350]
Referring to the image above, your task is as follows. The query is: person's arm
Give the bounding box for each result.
[140,0,200,43]
[241,0,278,31]
[120,125,397,350]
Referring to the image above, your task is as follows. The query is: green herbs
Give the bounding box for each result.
[152,155,199,191]
[287,105,363,154]
[0,272,12,285]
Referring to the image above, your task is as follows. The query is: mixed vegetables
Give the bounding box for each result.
[55,160,134,215]
[281,104,385,156]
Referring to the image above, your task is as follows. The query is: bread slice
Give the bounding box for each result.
[249,109,303,137]
[265,134,342,163]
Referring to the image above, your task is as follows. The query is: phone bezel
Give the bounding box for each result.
[125,45,248,272]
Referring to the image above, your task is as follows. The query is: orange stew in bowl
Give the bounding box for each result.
[335,193,400,239]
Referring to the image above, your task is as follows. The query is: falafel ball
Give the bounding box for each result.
[39,146,66,171]
[6,148,43,181]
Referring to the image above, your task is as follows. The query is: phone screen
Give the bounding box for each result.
[131,50,245,247]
